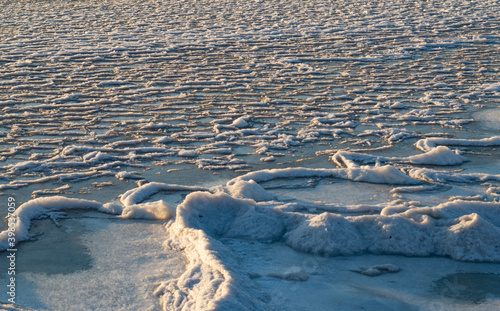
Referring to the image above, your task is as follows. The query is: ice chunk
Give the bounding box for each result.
[121,200,175,220]
[227,179,275,202]
[415,136,500,152]
[347,165,419,184]
[267,267,309,281]
[405,146,467,166]
[231,116,250,128]
[83,151,113,163]
[332,146,467,167]
[482,83,500,91]
[115,171,143,180]
[177,149,198,157]
[260,156,276,162]
[436,213,500,261]
[153,136,175,144]
[285,213,365,255]
[351,264,401,276]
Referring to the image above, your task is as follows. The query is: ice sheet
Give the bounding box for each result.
[1,0,499,309]
[0,214,184,311]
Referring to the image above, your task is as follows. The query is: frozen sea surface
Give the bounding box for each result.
[0,212,185,310]
[0,0,499,310]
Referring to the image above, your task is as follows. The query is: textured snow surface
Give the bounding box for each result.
[1,0,500,310]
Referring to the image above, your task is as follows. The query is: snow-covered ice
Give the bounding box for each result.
[1,0,499,309]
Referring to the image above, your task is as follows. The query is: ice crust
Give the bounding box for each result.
[150,172,500,309]
[2,162,500,309]
[1,0,500,309]
[1,0,499,193]
[0,197,104,250]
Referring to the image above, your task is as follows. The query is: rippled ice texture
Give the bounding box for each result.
[1,0,499,197]
[1,0,500,310]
